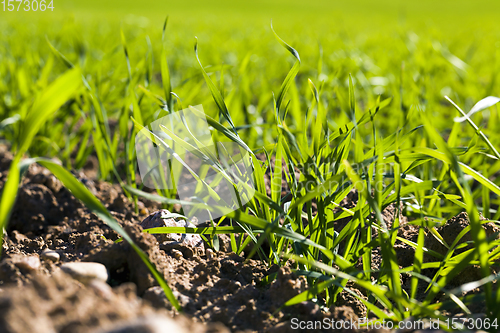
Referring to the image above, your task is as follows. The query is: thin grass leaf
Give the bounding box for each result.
[19,158,181,311]
[454,96,500,123]
[19,68,82,154]
[123,185,335,259]
[161,16,172,109]
[194,39,237,133]
[271,22,300,121]
[446,96,500,159]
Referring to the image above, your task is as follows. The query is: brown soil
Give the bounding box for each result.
[0,145,497,332]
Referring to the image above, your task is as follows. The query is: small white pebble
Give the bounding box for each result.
[61,262,108,284]
[92,315,188,333]
[206,248,214,261]
[171,249,183,259]
[41,249,60,262]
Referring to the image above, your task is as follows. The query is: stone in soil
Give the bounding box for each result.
[61,262,108,284]
[140,209,204,250]
[92,315,189,333]
[41,249,60,262]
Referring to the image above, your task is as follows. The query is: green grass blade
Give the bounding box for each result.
[20,158,181,311]
[19,67,82,154]
[271,22,300,121]
[194,39,237,133]
[161,17,172,109]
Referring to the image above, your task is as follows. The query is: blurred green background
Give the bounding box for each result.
[3,0,500,32]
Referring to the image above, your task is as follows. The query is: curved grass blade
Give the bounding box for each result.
[271,22,300,122]
[0,155,22,250]
[0,68,82,252]
[19,67,82,154]
[143,226,264,235]
[123,185,336,260]
[161,16,172,109]
[187,105,254,156]
[0,114,20,132]
[453,96,500,123]
[194,39,237,134]
[408,147,500,198]
[286,254,400,319]
[18,158,181,311]
[421,114,493,309]
[446,96,500,159]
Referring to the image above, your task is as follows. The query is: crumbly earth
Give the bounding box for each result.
[0,144,497,332]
